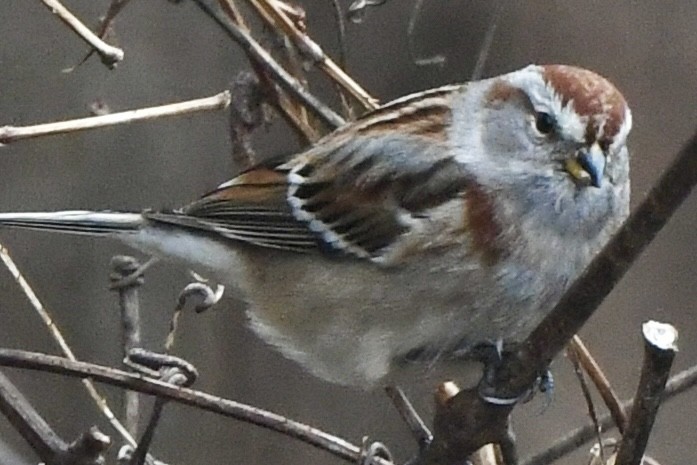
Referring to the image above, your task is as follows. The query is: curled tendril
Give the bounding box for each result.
[358,437,393,465]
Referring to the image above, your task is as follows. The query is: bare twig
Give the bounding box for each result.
[64,427,111,465]
[218,0,249,30]
[615,321,678,465]
[329,0,348,69]
[566,345,605,463]
[470,0,503,81]
[0,370,66,462]
[0,370,111,465]
[407,0,445,67]
[72,0,133,70]
[126,351,198,465]
[217,1,321,145]
[249,0,378,110]
[522,361,697,465]
[569,335,628,433]
[384,385,432,449]
[0,91,231,145]
[0,244,140,451]
[40,0,124,68]
[191,0,345,129]
[110,256,145,437]
[0,349,392,465]
[347,0,388,23]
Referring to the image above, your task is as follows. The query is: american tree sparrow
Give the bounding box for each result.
[0,65,632,387]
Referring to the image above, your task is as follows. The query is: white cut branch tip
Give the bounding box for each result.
[642,320,679,352]
[41,0,124,67]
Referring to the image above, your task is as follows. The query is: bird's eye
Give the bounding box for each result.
[534,112,556,135]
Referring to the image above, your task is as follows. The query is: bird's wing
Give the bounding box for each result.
[147,86,476,261]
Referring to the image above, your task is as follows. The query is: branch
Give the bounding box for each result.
[110,256,145,437]
[0,244,141,451]
[568,335,627,433]
[0,91,231,145]
[190,0,345,129]
[0,370,66,462]
[247,0,379,110]
[615,321,678,465]
[0,349,392,465]
[513,129,696,379]
[425,125,697,464]
[0,370,110,465]
[40,0,124,68]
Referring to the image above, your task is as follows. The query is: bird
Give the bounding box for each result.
[0,64,632,388]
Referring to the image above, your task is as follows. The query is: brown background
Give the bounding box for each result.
[0,1,696,464]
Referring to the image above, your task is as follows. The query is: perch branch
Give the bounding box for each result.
[0,91,231,145]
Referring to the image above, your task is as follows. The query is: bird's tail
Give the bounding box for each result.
[0,211,144,235]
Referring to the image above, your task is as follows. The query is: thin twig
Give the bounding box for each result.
[407,0,445,67]
[217,1,320,145]
[110,256,145,438]
[0,91,231,145]
[384,385,432,449]
[470,0,503,81]
[0,370,111,465]
[615,321,678,465]
[40,0,124,68]
[569,335,628,433]
[191,0,345,129]
[71,0,133,70]
[218,0,249,29]
[249,0,378,110]
[329,0,348,70]
[522,361,697,465]
[0,349,393,465]
[126,352,197,465]
[0,370,66,462]
[0,244,140,451]
[566,346,605,464]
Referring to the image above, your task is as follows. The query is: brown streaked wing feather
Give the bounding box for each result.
[148,85,470,258]
[288,135,471,260]
[146,168,320,252]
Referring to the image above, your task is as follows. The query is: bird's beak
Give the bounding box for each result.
[564,143,605,188]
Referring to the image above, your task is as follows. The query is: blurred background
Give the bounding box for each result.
[0,1,696,464]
